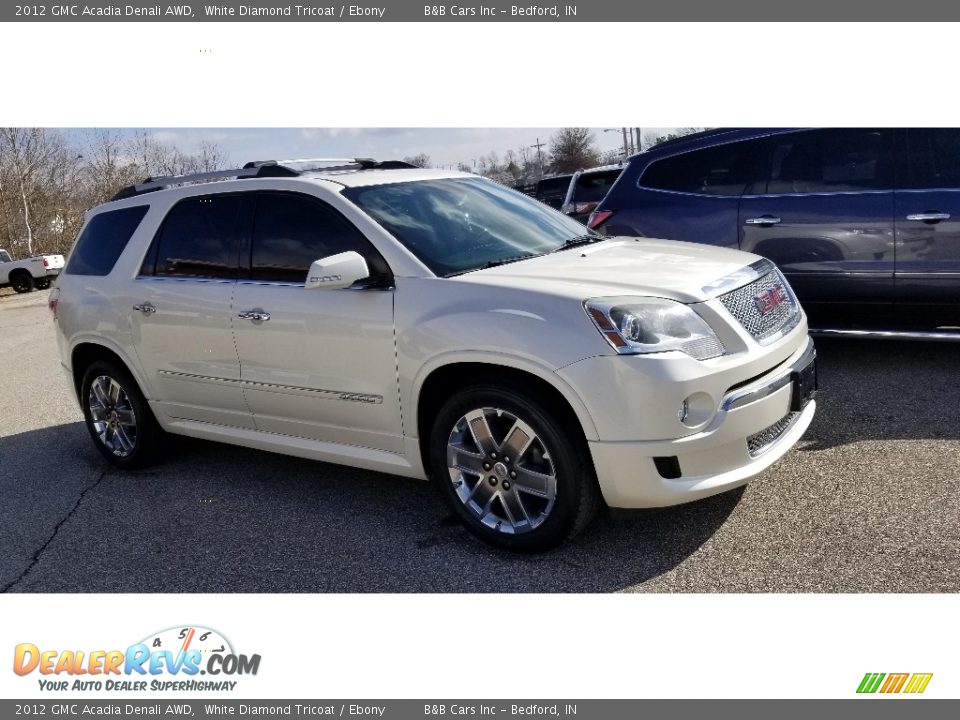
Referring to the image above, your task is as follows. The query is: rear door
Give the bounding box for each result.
[231,190,403,453]
[894,128,960,326]
[130,192,255,429]
[617,136,770,248]
[737,128,896,325]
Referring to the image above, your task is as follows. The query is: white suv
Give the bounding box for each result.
[52,158,817,552]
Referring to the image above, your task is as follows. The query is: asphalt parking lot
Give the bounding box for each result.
[1,288,957,593]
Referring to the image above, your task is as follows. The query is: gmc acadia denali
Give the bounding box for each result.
[51,158,817,551]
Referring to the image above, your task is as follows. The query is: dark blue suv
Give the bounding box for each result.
[590,128,960,334]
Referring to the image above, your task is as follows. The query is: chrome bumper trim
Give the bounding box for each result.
[721,338,816,413]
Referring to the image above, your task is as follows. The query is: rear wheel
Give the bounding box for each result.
[9,271,34,293]
[80,360,164,469]
[430,384,598,552]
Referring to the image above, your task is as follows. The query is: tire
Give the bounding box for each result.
[80,360,164,469]
[429,383,599,552]
[34,277,51,290]
[9,271,34,294]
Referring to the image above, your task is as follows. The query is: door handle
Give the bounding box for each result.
[237,310,271,322]
[132,303,156,315]
[744,216,782,226]
[906,212,950,223]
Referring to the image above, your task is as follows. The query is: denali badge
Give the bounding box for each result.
[754,285,789,315]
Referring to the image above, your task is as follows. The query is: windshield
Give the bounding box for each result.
[344,177,599,277]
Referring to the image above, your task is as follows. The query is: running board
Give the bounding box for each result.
[810,328,960,342]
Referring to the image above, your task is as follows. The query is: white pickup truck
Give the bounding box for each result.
[0,249,65,293]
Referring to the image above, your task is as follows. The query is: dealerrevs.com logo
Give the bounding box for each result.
[13,626,261,692]
[857,672,933,695]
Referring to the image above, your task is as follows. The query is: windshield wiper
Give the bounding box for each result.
[444,253,539,277]
[555,234,604,252]
[482,253,538,269]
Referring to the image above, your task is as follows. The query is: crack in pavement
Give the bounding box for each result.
[1,466,110,593]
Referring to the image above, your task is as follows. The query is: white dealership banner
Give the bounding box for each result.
[0,594,956,699]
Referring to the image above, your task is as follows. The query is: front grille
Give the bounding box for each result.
[747,411,799,457]
[719,269,801,343]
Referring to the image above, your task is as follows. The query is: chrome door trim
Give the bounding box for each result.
[157,370,383,404]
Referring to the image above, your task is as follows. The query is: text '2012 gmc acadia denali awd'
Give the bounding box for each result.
[51,158,817,551]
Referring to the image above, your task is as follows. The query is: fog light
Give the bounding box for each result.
[678,392,716,428]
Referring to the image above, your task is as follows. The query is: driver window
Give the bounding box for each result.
[250,192,385,284]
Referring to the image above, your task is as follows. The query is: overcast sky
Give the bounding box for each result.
[64,128,666,169]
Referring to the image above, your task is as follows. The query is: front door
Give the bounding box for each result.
[231,191,403,453]
[738,128,896,326]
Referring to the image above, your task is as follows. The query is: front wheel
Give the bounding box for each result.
[80,360,164,469]
[430,384,598,552]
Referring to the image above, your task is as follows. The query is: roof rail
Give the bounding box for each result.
[111,167,259,200]
[244,157,419,175]
[111,157,418,201]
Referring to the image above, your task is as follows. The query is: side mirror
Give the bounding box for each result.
[305,251,370,290]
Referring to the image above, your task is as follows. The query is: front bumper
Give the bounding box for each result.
[573,338,817,508]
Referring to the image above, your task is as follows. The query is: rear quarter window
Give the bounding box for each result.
[64,206,150,276]
[640,138,768,196]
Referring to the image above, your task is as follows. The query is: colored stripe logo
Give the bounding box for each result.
[857,672,933,694]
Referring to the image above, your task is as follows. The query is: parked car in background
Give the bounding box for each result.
[590,128,960,335]
[534,173,573,209]
[0,248,64,293]
[561,163,624,224]
[51,158,815,552]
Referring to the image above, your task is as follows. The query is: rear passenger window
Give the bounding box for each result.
[640,140,766,196]
[762,129,892,194]
[572,170,622,203]
[147,195,246,279]
[902,129,960,189]
[250,193,384,283]
[65,206,149,276]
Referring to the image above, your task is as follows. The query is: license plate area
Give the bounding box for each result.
[790,356,818,411]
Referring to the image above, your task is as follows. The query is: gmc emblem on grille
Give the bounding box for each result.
[754,285,789,315]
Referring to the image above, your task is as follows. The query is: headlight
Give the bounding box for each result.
[584,297,725,360]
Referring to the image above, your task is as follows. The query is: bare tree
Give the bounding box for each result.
[642,127,707,150]
[128,131,225,178]
[0,128,228,257]
[83,130,140,207]
[402,153,431,168]
[0,128,61,256]
[548,128,600,174]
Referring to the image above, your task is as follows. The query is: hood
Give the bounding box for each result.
[457,238,762,304]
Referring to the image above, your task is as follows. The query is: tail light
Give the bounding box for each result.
[48,287,60,319]
[42,257,49,268]
[588,209,614,230]
[562,201,601,217]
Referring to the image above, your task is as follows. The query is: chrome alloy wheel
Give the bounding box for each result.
[446,407,558,534]
[87,375,138,458]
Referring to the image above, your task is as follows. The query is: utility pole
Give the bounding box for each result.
[530,138,546,179]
